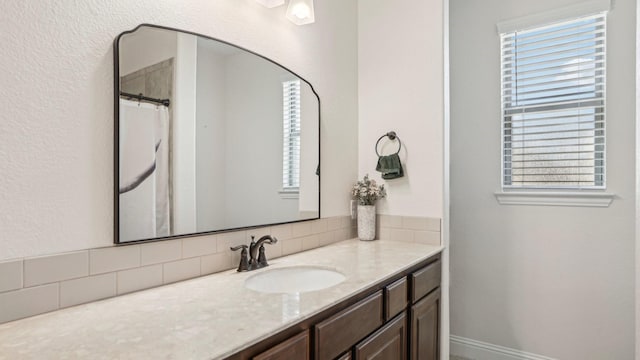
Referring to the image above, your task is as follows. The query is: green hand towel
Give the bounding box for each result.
[376,153,404,179]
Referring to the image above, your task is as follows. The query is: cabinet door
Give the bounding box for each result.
[253,330,309,360]
[315,291,384,360]
[354,313,406,360]
[410,288,440,360]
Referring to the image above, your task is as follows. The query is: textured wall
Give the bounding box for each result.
[450,0,635,358]
[0,0,358,261]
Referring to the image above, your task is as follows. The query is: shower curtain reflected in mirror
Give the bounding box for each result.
[119,99,171,240]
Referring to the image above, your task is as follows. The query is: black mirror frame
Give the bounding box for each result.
[113,24,321,245]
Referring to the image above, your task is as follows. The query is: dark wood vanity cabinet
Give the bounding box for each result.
[410,289,440,360]
[315,292,384,360]
[354,313,407,360]
[385,278,408,321]
[253,330,310,360]
[409,259,442,360]
[228,254,441,360]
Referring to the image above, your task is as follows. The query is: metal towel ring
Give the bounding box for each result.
[375,131,402,157]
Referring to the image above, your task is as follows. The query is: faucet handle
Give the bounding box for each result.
[257,245,269,267]
[230,245,250,272]
[230,245,248,251]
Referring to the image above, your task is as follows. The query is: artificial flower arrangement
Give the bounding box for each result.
[351,174,386,206]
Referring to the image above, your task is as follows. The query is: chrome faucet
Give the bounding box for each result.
[230,235,278,272]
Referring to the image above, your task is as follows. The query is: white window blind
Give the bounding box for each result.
[282,79,301,190]
[500,13,606,189]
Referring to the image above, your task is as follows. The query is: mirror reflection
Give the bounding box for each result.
[116,25,320,243]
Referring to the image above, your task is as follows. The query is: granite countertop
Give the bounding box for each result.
[0,239,443,360]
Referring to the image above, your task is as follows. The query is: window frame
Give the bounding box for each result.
[493,3,616,207]
[499,13,607,191]
[281,79,301,196]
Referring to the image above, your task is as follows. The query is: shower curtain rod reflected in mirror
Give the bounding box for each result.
[120,92,170,107]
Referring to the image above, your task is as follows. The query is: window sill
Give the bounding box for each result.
[278,189,299,199]
[494,191,615,207]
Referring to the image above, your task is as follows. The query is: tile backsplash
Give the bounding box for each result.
[377,214,441,245]
[0,215,440,325]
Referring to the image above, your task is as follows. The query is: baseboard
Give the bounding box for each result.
[450,335,557,360]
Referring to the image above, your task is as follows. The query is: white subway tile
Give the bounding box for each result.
[117,265,163,295]
[0,284,58,323]
[426,217,441,232]
[327,217,342,230]
[281,238,303,256]
[390,229,414,243]
[221,231,248,266]
[339,216,352,229]
[378,215,402,228]
[163,258,200,284]
[270,224,293,240]
[60,273,116,308]
[218,231,247,251]
[24,251,88,287]
[402,216,441,231]
[245,229,271,244]
[201,253,232,275]
[301,235,320,251]
[0,259,22,293]
[182,235,218,258]
[349,226,358,239]
[141,240,181,266]
[263,239,282,259]
[292,222,313,238]
[332,228,351,243]
[90,245,140,275]
[414,231,441,246]
[311,219,328,234]
[401,216,428,230]
[319,232,333,247]
[378,228,392,241]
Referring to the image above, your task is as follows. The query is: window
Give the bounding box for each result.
[282,79,301,191]
[500,14,606,189]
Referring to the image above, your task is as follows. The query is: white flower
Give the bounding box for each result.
[351,174,386,205]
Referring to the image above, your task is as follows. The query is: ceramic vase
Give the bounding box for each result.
[357,204,376,241]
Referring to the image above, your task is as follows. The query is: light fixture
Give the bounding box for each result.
[286,0,315,25]
[255,0,285,8]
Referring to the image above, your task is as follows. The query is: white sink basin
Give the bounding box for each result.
[244,266,346,294]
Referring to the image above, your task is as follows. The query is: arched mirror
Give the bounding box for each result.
[114,24,320,244]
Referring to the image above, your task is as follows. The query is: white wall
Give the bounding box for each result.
[195,42,227,231]
[358,0,444,219]
[358,3,447,358]
[450,0,636,358]
[636,3,640,358]
[118,27,177,76]
[299,83,320,214]
[172,33,198,235]
[224,51,300,228]
[0,0,358,261]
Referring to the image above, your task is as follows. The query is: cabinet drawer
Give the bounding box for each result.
[410,260,441,303]
[384,277,408,321]
[253,330,309,360]
[355,313,406,360]
[315,291,384,360]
